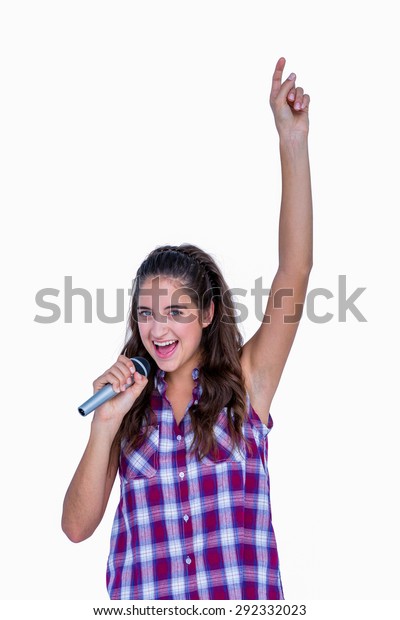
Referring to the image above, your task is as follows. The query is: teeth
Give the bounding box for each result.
[154,340,177,347]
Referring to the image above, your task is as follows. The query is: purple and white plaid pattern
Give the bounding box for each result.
[106,367,284,600]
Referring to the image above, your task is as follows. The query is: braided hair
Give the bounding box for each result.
[109,243,251,465]
[142,244,220,299]
[151,245,218,287]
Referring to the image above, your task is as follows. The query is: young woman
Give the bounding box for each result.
[62,57,312,600]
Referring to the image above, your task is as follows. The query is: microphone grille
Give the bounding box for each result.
[130,357,151,377]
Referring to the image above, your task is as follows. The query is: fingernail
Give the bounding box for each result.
[288,93,295,100]
[295,102,301,110]
[288,73,296,81]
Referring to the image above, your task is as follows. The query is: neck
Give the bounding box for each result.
[164,360,200,392]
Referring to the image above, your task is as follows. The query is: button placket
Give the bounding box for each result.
[174,412,196,577]
[157,367,198,579]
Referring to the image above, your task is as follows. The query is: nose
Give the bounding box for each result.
[149,313,172,338]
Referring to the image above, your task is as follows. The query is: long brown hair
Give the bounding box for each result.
[110,243,251,464]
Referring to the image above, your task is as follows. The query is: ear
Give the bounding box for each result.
[201,300,215,328]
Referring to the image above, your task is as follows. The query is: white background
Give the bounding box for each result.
[1,0,399,603]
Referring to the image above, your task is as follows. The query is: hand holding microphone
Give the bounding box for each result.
[78,355,151,420]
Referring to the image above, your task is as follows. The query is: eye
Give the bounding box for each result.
[138,310,152,317]
[170,310,182,316]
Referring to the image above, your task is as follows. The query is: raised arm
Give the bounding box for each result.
[241,57,313,422]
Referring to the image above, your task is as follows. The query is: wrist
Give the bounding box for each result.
[279,132,309,148]
[279,133,309,160]
[90,415,122,445]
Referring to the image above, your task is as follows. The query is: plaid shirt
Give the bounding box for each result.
[106,367,284,600]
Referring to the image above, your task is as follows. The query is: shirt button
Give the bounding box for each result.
[179,472,185,479]
[183,514,189,522]
[176,435,182,441]
[185,556,192,565]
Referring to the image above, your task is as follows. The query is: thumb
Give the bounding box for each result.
[128,371,149,397]
[271,71,296,105]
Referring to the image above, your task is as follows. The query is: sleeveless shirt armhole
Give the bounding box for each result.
[245,391,273,437]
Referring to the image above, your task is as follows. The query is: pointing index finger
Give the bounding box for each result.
[270,57,286,99]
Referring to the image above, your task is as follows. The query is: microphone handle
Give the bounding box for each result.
[78,357,149,417]
[78,383,119,417]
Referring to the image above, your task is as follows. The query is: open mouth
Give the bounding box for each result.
[153,340,179,359]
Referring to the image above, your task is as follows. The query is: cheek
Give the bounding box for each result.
[137,322,149,341]
[175,316,200,336]
[185,323,203,344]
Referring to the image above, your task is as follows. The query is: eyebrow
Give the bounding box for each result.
[137,304,192,310]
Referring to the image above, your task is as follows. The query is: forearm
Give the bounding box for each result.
[61,419,119,542]
[278,135,313,273]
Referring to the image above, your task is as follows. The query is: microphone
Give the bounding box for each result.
[78,357,151,417]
